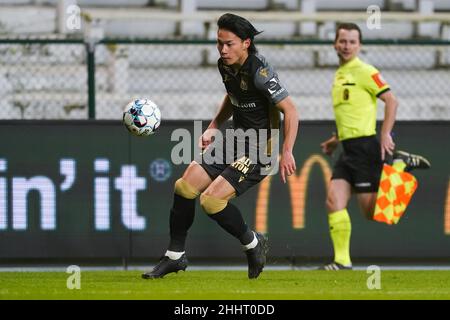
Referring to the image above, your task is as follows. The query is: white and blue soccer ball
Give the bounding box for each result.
[123,99,161,136]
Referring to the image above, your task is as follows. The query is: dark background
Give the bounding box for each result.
[0,120,448,264]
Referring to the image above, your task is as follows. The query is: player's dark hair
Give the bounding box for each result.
[335,22,362,43]
[217,13,262,54]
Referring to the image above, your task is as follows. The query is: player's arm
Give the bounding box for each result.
[378,90,398,161]
[199,94,233,149]
[275,96,299,183]
[253,64,298,182]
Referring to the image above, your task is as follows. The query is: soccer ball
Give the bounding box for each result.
[123,99,161,136]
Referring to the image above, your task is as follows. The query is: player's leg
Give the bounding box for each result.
[200,175,254,247]
[321,178,353,270]
[168,161,212,251]
[200,174,268,279]
[142,161,212,279]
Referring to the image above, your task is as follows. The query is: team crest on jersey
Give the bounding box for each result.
[240,77,248,91]
[259,68,268,78]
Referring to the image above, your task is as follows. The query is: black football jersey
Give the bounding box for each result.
[218,53,289,131]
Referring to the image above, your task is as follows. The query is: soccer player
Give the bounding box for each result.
[319,23,430,270]
[142,13,299,279]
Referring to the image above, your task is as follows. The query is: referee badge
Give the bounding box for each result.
[371,72,387,88]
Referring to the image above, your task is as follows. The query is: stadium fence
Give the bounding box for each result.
[0,38,449,120]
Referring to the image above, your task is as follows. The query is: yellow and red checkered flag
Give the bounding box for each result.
[373,164,418,225]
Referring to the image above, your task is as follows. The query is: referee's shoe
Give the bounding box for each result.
[318,262,353,271]
[245,232,269,279]
[142,254,188,279]
[393,150,431,172]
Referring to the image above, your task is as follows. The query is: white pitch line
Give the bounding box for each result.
[1,265,450,272]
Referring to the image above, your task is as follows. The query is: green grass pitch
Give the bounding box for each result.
[1,270,449,300]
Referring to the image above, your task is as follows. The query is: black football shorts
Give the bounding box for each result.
[198,137,275,196]
[331,135,383,193]
[200,159,272,196]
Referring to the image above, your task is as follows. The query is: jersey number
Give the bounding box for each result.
[343,88,349,101]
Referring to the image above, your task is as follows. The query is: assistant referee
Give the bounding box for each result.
[319,23,430,270]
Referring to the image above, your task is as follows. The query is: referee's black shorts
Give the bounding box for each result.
[331,135,383,193]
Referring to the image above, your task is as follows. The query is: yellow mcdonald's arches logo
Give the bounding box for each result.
[255,154,332,233]
[445,179,450,235]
